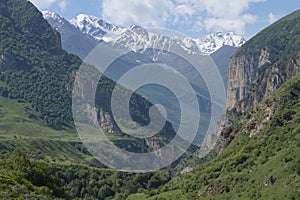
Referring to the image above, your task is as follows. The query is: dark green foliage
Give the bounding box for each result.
[140,71,300,200]
[0,144,171,200]
[56,165,171,199]
[0,150,67,199]
[0,0,82,129]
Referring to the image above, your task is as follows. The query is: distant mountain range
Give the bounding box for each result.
[42,11,245,92]
[43,11,243,145]
[42,11,246,58]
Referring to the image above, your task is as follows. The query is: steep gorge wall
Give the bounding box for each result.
[226,10,300,115]
[227,49,300,114]
[213,10,300,153]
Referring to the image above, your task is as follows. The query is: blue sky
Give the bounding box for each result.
[30,0,299,39]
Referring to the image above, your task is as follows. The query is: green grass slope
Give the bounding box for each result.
[129,72,300,199]
[0,94,76,140]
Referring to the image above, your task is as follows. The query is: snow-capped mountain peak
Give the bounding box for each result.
[104,26,245,55]
[70,14,245,54]
[70,14,122,41]
[42,10,65,24]
[42,11,99,59]
[195,31,246,54]
[44,12,246,55]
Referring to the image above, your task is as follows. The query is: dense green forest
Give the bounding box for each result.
[0,0,80,129]
[131,69,300,199]
[0,149,172,199]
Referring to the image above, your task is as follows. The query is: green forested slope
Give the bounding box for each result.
[132,63,300,200]
[0,1,175,199]
[0,0,81,129]
[0,150,66,199]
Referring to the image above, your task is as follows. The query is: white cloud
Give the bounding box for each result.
[29,0,57,9]
[102,0,266,35]
[198,0,265,18]
[204,14,257,35]
[59,0,67,10]
[102,0,174,27]
[29,0,67,10]
[268,12,277,24]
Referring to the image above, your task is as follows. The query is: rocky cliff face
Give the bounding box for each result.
[213,9,300,154]
[216,53,300,152]
[227,50,300,114]
[98,109,119,133]
[226,10,300,115]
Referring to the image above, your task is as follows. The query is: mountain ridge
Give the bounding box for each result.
[70,13,122,41]
[43,11,246,56]
[70,13,246,55]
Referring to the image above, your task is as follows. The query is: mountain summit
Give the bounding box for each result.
[69,13,245,55]
[70,14,122,41]
[41,12,246,56]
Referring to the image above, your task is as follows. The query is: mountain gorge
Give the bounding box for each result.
[44,11,244,146]
[0,0,300,199]
[141,71,300,199]
[2,0,184,155]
